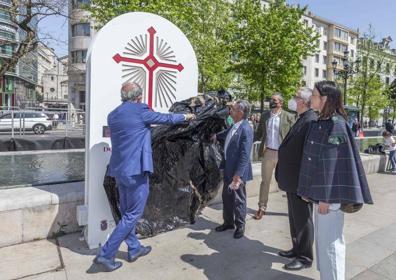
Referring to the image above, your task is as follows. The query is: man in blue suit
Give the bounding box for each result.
[214,100,254,239]
[94,82,195,271]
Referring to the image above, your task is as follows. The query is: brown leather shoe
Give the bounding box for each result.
[254,209,265,220]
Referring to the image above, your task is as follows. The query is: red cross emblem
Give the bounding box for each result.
[113,27,184,108]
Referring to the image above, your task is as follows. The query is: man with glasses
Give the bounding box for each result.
[254,93,295,220]
[275,87,317,270]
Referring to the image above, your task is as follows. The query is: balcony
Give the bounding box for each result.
[0,0,11,7]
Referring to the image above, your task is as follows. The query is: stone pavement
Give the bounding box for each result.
[1,173,395,280]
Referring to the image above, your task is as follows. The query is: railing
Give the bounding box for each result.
[0,106,85,138]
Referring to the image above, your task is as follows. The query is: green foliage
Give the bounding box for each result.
[88,0,318,102]
[232,0,319,102]
[350,26,390,123]
[89,0,235,92]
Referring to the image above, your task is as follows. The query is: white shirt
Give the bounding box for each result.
[384,136,396,151]
[266,111,281,150]
[224,120,243,159]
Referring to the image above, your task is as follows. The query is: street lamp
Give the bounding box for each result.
[332,48,361,105]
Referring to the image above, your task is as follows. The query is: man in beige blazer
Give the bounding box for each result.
[254,93,295,220]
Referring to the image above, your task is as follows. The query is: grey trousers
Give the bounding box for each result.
[314,203,345,280]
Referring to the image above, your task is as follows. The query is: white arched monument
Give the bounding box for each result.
[82,12,198,249]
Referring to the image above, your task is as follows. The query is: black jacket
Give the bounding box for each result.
[297,114,373,205]
[275,109,317,193]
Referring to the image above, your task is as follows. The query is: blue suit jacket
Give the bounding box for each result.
[108,102,185,177]
[218,119,254,184]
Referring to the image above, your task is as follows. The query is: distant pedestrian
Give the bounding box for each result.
[385,119,394,134]
[53,113,59,128]
[382,131,396,173]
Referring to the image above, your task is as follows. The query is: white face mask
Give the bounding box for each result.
[288,98,297,112]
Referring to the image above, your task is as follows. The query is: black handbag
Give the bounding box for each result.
[340,203,363,213]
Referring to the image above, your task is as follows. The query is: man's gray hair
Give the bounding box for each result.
[120,82,143,102]
[298,87,312,106]
[234,100,251,119]
[272,92,284,104]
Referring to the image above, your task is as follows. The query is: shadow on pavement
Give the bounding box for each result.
[182,217,313,280]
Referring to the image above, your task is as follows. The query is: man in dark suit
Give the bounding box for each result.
[93,83,195,272]
[214,100,254,239]
[275,87,317,271]
[254,93,295,219]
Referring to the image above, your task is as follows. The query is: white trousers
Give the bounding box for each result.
[314,204,345,280]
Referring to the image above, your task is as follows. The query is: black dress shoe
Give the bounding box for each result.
[127,246,152,262]
[278,249,297,258]
[93,256,123,272]
[233,227,245,239]
[283,259,312,271]
[215,224,235,232]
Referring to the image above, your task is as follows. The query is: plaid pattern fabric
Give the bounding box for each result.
[297,115,373,204]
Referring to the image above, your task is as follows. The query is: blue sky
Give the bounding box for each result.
[286,0,396,48]
[38,0,396,57]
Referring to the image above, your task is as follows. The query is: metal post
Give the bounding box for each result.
[11,110,14,138]
[65,111,68,138]
[344,72,347,105]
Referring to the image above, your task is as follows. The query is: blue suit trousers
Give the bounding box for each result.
[99,174,149,259]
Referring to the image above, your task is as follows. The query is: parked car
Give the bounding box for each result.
[0,111,53,134]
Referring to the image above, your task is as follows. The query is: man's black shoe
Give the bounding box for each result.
[233,227,245,239]
[215,224,235,232]
[283,259,312,271]
[278,249,297,258]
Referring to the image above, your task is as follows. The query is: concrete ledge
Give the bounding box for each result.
[0,152,386,248]
[209,153,387,206]
[0,182,84,248]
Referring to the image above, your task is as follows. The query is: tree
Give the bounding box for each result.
[88,0,235,92]
[232,0,319,111]
[385,79,396,122]
[349,26,390,125]
[0,0,68,79]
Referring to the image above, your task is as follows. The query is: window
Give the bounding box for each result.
[317,40,320,48]
[71,50,87,63]
[72,23,90,37]
[72,0,90,9]
[79,91,86,103]
[351,49,355,58]
[335,28,348,40]
[377,61,381,72]
[370,59,375,70]
[386,77,390,85]
[323,55,327,64]
[334,42,347,53]
[386,63,390,74]
[303,66,307,75]
[322,70,327,79]
[350,36,355,45]
[315,54,319,63]
[315,68,319,77]
[0,30,15,41]
[0,9,11,21]
[303,19,308,27]
[51,76,54,81]
[323,41,328,51]
[0,44,14,55]
[323,28,328,36]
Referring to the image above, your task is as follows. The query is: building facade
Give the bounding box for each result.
[37,42,69,107]
[0,0,38,109]
[301,12,359,89]
[68,0,94,111]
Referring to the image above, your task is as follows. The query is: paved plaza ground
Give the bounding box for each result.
[1,172,395,280]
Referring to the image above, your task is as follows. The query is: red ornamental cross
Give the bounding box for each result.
[113,27,184,108]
